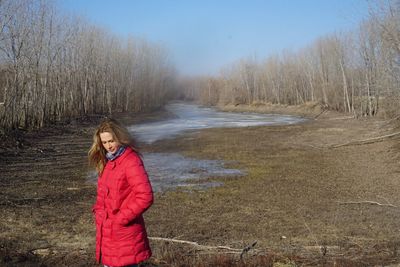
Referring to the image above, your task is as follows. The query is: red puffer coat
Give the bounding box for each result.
[93,147,153,267]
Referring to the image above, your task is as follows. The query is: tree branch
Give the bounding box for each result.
[329,131,400,148]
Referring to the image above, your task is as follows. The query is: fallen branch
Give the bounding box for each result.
[193,251,242,255]
[337,200,397,208]
[149,237,258,255]
[314,109,327,119]
[329,131,400,148]
[149,237,241,252]
[28,246,52,256]
[240,241,257,259]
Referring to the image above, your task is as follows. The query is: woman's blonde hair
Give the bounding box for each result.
[88,118,139,173]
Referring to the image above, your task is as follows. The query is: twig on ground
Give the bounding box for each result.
[240,241,258,260]
[195,251,243,255]
[377,195,394,205]
[314,109,327,119]
[28,246,52,255]
[337,200,397,208]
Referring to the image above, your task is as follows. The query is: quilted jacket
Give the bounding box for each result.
[93,147,153,267]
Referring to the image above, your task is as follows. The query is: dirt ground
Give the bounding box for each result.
[1,104,400,266]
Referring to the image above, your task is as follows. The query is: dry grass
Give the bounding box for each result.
[1,106,400,266]
[144,114,400,266]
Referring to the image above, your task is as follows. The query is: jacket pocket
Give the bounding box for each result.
[111,222,137,242]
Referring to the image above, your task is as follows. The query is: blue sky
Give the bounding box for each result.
[59,0,369,76]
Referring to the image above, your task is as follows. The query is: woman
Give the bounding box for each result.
[89,118,153,267]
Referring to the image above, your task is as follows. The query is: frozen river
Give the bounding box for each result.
[90,103,305,191]
[130,103,304,143]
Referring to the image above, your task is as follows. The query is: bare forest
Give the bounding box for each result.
[3,1,400,266]
[181,1,400,119]
[0,0,177,131]
[1,1,400,132]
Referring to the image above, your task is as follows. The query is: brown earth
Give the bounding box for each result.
[1,104,400,266]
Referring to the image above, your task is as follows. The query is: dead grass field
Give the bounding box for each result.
[1,105,400,266]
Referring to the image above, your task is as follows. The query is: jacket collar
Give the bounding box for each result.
[114,146,133,164]
[104,147,133,170]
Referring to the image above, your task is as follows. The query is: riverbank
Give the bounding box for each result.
[1,104,400,266]
[144,107,400,266]
[217,102,328,119]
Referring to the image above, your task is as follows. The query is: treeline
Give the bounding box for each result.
[182,1,400,118]
[0,0,176,131]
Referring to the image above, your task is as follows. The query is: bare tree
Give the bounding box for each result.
[0,0,177,131]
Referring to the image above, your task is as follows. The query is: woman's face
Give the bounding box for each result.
[100,132,121,154]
